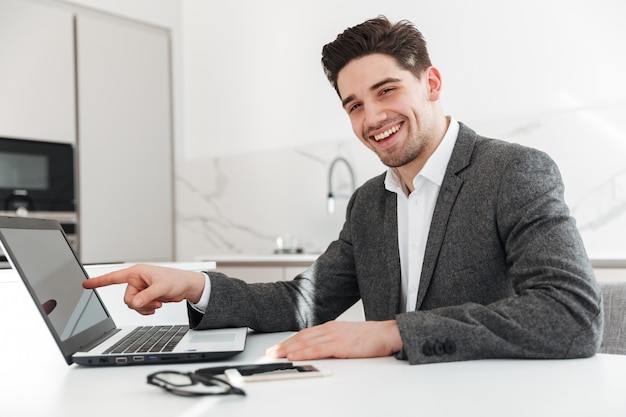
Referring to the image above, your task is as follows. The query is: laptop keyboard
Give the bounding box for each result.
[103,325,189,354]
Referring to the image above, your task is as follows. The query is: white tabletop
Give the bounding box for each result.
[2,266,626,417]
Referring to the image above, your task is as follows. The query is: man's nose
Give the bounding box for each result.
[364,101,387,129]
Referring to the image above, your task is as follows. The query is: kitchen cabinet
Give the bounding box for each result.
[0,0,75,143]
[75,13,173,263]
[0,0,173,263]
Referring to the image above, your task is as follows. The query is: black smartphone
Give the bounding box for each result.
[223,363,331,383]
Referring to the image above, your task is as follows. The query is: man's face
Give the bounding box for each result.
[337,53,439,169]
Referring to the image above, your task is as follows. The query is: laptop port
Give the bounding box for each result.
[133,356,145,362]
[115,357,128,364]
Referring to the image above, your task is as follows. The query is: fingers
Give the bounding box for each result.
[265,342,327,361]
[265,324,336,360]
[265,320,402,360]
[127,282,166,310]
[81,265,160,311]
[82,265,205,316]
[130,299,162,315]
[82,269,134,289]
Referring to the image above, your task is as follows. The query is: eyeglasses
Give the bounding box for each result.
[147,370,246,397]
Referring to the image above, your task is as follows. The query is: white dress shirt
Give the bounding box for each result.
[384,118,459,312]
[189,272,211,313]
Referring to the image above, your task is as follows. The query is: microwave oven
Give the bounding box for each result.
[0,137,75,212]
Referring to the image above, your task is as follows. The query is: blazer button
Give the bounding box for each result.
[434,341,445,356]
[444,340,456,354]
[422,342,434,356]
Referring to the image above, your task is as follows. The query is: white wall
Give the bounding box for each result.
[59,0,626,260]
[0,0,75,142]
[182,0,626,159]
[179,0,626,260]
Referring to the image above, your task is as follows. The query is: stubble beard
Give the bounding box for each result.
[376,131,427,168]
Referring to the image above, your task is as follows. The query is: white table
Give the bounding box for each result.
[2,265,626,417]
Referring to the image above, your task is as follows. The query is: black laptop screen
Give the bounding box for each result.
[0,228,108,341]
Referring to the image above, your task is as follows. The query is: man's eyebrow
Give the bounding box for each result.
[341,94,356,109]
[371,77,401,91]
[341,77,402,109]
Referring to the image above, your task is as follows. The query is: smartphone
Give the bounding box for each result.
[224,363,331,384]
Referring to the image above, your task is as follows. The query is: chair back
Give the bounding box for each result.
[599,281,626,355]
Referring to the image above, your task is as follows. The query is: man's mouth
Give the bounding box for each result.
[371,123,402,142]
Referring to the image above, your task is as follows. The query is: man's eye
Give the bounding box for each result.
[348,103,361,113]
[381,87,394,95]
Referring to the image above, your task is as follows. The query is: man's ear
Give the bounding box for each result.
[426,66,443,101]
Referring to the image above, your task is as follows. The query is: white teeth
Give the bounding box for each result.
[373,124,400,141]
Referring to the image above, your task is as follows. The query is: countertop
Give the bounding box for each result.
[195,253,319,267]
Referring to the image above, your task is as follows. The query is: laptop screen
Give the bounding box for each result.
[0,217,117,363]
[0,228,108,340]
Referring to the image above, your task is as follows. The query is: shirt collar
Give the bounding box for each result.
[385,117,459,193]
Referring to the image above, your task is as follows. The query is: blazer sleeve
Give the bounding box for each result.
[396,145,604,364]
[187,221,363,332]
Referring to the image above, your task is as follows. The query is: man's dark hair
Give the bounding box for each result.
[321,16,432,95]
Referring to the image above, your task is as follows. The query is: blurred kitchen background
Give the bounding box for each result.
[1,0,625,269]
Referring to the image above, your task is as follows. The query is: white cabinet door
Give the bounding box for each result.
[0,0,75,143]
[76,14,173,263]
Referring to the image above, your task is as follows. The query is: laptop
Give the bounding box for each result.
[0,216,247,366]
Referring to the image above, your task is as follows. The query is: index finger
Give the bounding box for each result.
[82,269,133,289]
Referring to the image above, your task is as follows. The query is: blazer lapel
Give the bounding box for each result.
[415,123,476,310]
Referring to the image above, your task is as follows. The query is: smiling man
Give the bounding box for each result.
[84,16,603,364]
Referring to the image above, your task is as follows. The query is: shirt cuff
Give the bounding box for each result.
[188,272,211,313]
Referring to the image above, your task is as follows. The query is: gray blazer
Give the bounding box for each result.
[191,123,604,364]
